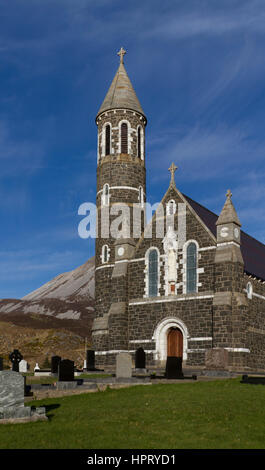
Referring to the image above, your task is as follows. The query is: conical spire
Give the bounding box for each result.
[97,48,145,118]
[216,189,241,226]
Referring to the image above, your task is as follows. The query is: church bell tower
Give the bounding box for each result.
[92,48,147,365]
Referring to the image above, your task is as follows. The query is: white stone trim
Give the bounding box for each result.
[189,337,212,341]
[101,122,113,157]
[253,292,265,301]
[129,294,214,306]
[101,183,110,206]
[217,241,240,247]
[137,125,144,160]
[199,246,216,251]
[187,349,206,353]
[225,348,250,353]
[152,317,189,361]
[97,109,146,124]
[95,264,115,271]
[243,287,265,301]
[129,339,153,344]
[97,186,140,195]
[129,257,145,263]
[95,350,155,355]
[100,244,110,264]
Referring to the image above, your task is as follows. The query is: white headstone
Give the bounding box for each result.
[116,353,132,378]
[19,360,28,373]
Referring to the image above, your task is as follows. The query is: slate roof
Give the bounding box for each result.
[183,194,265,281]
[97,62,145,118]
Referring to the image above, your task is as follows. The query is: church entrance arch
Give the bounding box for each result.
[153,317,188,363]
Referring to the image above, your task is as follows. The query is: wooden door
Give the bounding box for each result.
[167,328,183,357]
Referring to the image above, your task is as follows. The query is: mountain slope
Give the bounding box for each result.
[0,257,95,361]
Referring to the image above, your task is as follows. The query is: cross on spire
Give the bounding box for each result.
[168,162,178,188]
[117,47,126,64]
[226,189,232,199]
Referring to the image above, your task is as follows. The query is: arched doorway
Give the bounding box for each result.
[153,318,188,363]
[167,328,183,357]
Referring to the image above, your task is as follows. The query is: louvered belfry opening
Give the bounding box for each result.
[137,127,141,158]
[121,122,128,154]
[105,125,111,156]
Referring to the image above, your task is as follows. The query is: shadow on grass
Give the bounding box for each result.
[38,404,61,421]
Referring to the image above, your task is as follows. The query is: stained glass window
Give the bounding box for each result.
[149,249,158,297]
[187,242,197,293]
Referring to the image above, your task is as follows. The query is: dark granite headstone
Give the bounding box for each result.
[135,348,146,369]
[51,356,61,375]
[165,356,184,379]
[58,359,74,382]
[86,350,96,371]
[9,349,23,372]
[0,357,3,371]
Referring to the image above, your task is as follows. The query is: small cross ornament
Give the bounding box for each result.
[117,47,126,64]
[168,162,178,187]
[226,189,232,199]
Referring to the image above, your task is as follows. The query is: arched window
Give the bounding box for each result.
[166,200,176,216]
[149,249,159,297]
[246,282,253,300]
[121,122,128,154]
[139,186,144,208]
[186,242,197,293]
[102,244,109,264]
[137,126,141,158]
[102,183,110,206]
[105,124,111,156]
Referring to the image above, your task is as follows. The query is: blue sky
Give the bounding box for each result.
[0,0,265,298]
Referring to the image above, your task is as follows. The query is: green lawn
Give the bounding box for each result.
[1,378,265,449]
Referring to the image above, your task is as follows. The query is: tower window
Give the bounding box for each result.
[105,124,111,156]
[121,122,128,154]
[246,282,253,299]
[102,244,110,264]
[166,200,176,216]
[186,242,197,293]
[102,183,110,206]
[148,249,159,297]
[139,186,144,208]
[137,127,141,158]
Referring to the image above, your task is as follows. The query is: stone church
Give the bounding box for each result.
[92,48,265,372]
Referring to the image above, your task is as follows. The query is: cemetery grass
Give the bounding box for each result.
[1,378,265,449]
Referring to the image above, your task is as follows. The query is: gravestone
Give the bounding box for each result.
[19,360,28,373]
[135,348,146,370]
[51,355,61,375]
[0,371,47,423]
[205,348,229,370]
[165,357,184,379]
[0,358,3,371]
[58,359,74,382]
[86,350,96,371]
[116,353,132,379]
[9,349,23,372]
